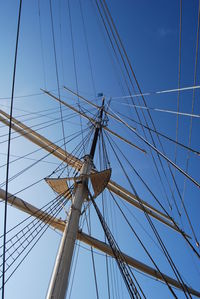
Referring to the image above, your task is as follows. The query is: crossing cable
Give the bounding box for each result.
[105,131,200,259]
[67,239,81,299]
[0,129,88,202]
[0,128,85,170]
[52,126,94,179]
[58,0,65,86]
[91,0,129,99]
[101,193,111,299]
[108,110,200,251]
[109,191,179,298]
[105,133,193,299]
[174,0,182,169]
[0,190,68,239]
[182,0,200,211]
[0,128,88,188]
[0,105,79,127]
[89,192,146,299]
[0,110,80,144]
[49,0,67,154]
[85,210,100,299]
[110,85,200,100]
[0,190,70,288]
[110,192,199,298]
[56,125,94,178]
[0,191,70,268]
[67,0,85,155]
[103,0,198,226]
[95,0,174,214]
[0,105,68,126]
[114,109,200,156]
[2,1,22,298]
[106,109,200,253]
[108,107,200,189]
[0,104,96,137]
[79,0,97,97]
[111,101,200,119]
[38,0,47,89]
[97,0,186,218]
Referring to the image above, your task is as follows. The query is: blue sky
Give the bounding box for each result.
[0,1,200,298]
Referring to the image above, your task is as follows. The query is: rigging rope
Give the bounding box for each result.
[110,85,200,99]
[181,0,200,224]
[85,210,100,299]
[113,109,200,156]
[90,191,146,299]
[79,0,96,97]
[108,107,200,189]
[95,0,176,215]
[2,1,22,298]
[97,0,190,223]
[105,132,194,298]
[109,191,179,298]
[174,0,182,173]
[38,0,47,89]
[67,0,86,155]
[111,101,200,118]
[105,131,200,259]
[49,0,67,154]
[0,191,69,288]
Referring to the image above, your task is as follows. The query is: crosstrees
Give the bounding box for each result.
[0,110,179,230]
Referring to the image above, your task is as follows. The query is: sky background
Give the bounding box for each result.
[0,0,200,298]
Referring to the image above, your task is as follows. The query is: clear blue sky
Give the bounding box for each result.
[0,1,200,298]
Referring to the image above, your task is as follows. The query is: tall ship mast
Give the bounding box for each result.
[0,1,200,298]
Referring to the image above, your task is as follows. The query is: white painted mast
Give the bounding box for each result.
[46,155,92,299]
[46,98,105,299]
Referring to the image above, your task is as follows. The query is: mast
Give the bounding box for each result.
[46,98,105,299]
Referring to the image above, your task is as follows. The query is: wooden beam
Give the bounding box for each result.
[42,89,146,154]
[0,190,199,298]
[0,110,181,230]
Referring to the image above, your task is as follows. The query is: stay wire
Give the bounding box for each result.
[105,133,192,299]
[0,190,69,239]
[98,0,185,219]
[103,0,198,223]
[111,101,200,119]
[67,0,85,154]
[174,0,182,169]
[1,190,70,263]
[114,109,200,156]
[56,125,93,178]
[0,191,69,287]
[79,0,96,97]
[0,110,79,144]
[95,0,174,213]
[0,191,69,267]
[0,106,76,129]
[2,1,22,298]
[85,210,100,299]
[109,107,200,190]
[38,0,47,89]
[58,0,65,86]
[0,128,83,170]
[49,0,67,154]
[105,131,200,259]
[90,191,146,299]
[101,193,111,299]
[181,0,200,218]
[0,129,86,188]
[109,191,178,299]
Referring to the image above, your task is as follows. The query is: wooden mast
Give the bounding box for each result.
[46,98,105,299]
[1,190,200,297]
